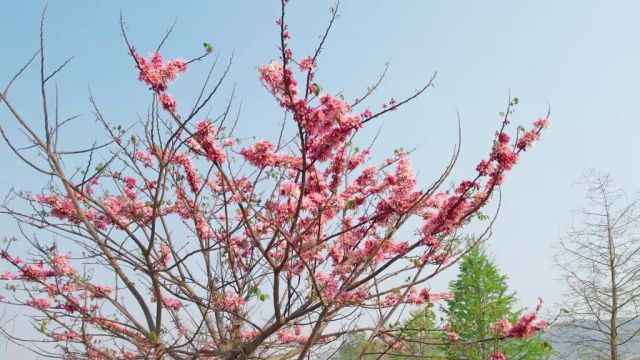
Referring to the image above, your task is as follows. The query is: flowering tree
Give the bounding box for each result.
[443,248,552,360]
[0,2,549,359]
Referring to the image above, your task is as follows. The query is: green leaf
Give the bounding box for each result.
[346,199,356,209]
[149,331,159,345]
[203,42,214,54]
[40,319,50,333]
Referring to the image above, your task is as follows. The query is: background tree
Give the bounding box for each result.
[444,247,552,359]
[0,1,549,359]
[334,304,443,359]
[554,172,640,360]
[334,249,552,360]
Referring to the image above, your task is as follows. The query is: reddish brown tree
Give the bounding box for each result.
[0,2,549,359]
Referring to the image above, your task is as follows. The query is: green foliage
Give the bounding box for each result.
[393,303,443,358]
[333,305,443,359]
[444,247,552,359]
[334,333,371,360]
[333,248,552,359]
[203,42,214,54]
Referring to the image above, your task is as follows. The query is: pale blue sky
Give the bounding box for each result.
[2,0,640,355]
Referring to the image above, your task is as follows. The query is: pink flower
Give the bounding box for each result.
[492,318,513,337]
[172,153,201,192]
[135,52,188,92]
[160,93,178,113]
[382,293,400,307]
[90,285,113,299]
[299,56,316,71]
[162,297,183,311]
[476,159,495,176]
[134,150,155,167]
[0,271,17,280]
[491,352,507,360]
[26,297,51,310]
[533,118,550,129]
[516,130,541,151]
[447,332,459,341]
[188,120,227,163]
[509,312,548,338]
[21,263,55,280]
[214,290,245,311]
[240,140,284,168]
[51,255,75,276]
[51,331,80,341]
[277,325,309,344]
[160,244,171,267]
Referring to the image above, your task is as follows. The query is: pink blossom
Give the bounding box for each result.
[50,331,80,341]
[188,120,227,163]
[160,93,178,113]
[277,325,309,344]
[51,255,75,276]
[516,130,541,151]
[134,150,155,167]
[21,263,56,280]
[491,352,507,360]
[90,285,113,299]
[447,332,459,341]
[172,152,201,192]
[214,290,245,311]
[240,140,286,168]
[299,56,316,71]
[0,271,17,280]
[509,312,548,338]
[492,318,513,337]
[382,293,400,307]
[161,297,183,311]
[26,297,51,310]
[135,52,188,92]
[533,117,550,129]
[160,244,171,267]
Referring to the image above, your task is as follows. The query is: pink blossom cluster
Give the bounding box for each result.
[406,287,453,305]
[151,295,183,311]
[377,332,408,351]
[492,312,549,339]
[88,285,113,299]
[277,325,309,345]
[213,290,245,312]
[50,331,80,341]
[134,149,155,167]
[187,120,227,163]
[490,352,507,360]
[159,244,171,267]
[134,52,187,92]
[26,297,51,310]
[159,93,178,113]
[33,194,86,225]
[240,140,298,168]
[419,117,548,250]
[259,60,364,163]
[1,251,119,318]
[34,190,158,231]
[298,56,316,71]
[134,51,188,113]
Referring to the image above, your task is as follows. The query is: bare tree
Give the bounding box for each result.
[554,172,640,360]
